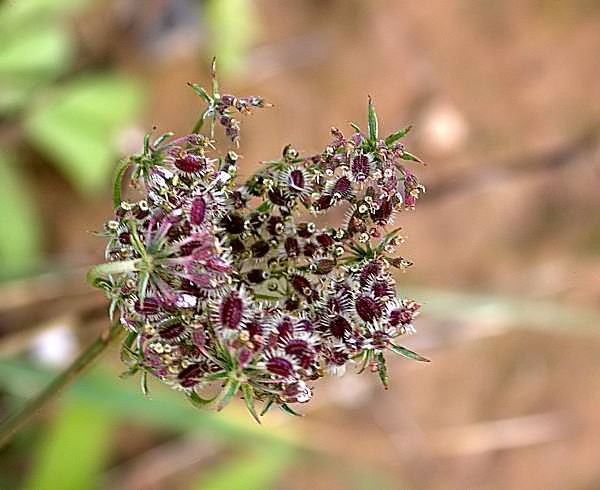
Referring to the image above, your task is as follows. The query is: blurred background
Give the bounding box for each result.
[0,0,599,488]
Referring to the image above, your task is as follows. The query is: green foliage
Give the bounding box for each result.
[25,75,144,196]
[0,0,91,115]
[205,0,258,75]
[0,152,42,276]
[192,444,296,490]
[23,401,114,490]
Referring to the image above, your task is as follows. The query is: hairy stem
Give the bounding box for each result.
[0,323,123,449]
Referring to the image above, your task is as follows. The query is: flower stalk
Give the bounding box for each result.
[0,323,123,449]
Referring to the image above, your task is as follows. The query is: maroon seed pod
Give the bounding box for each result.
[266,357,294,377]
[355,295,382,322]
[134,297,160,316]
[290,274,311,295]
[179,239,205,256]
[373,199,393,225]
[315,194,332,211]
[288,169,306,192]
[247,268,267,284]
[268,188,287,206]
[303,242,317,258]
[328,348,349,365]
[316,233,334,248]
[221,213,245,234]
[220,292,244,329]
[284,297,300,311]
[284,237,300,257]
[178,363,204,387]
[174,154,204,173]
[314,259,335,275]
[246,319,264,340]
[158,322,186,341]
[250,240,270,258]
[266,216,284,235]
[274,317,294,339]
[229,237,246,255]
[329,315,352,339]
[359,261,382,287]
[192,328,206,347]
[296,222,313,238]
[371,279,392,298]
[284,339,313,366]
[332,176,351,197]
[351,154,369,181]
[118,231,131,244]
[220,94,237,106]
[191,197,207,226]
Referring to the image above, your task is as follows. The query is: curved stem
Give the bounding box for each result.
[0,323,124,450]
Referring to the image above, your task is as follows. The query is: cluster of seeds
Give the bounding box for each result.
[92,66,428,420]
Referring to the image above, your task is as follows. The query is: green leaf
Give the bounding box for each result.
[400,151,422,163]
[192,444,296,490]
[367,96,378,142]
[112,157,131,208]
[23,400,115,490]
[188,82,212,104]
[376,352,389,389]
[215,379,242,411]
[0,25,72,115]
[0,359,301,449]
[0,152,42,277]
[24,75,144,196]
[389,343,430,362]
[241,384,261,424]
[205,0,259,75]
[280,403,303,417]
[384,125,412,146]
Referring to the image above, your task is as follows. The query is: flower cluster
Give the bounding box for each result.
[91,63,428,420]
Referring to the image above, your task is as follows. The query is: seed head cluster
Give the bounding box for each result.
[93,67,428,420]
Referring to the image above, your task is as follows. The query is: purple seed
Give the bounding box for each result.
[351,154,369,180]
[355,295,382,322]
[266,357,294,377]
[191,197,207,226]
[332,176,351,196]
[329,315,351,339]
[159,322,186,340]
[290,275,311,295]
[284,237,300,257]
[250,240,270,258]
[316,233,334,248]
[359,261,382,287]
[134,298,159,315]
[174,154,203,173]
[220,292,244,329]
[288,169,305,191]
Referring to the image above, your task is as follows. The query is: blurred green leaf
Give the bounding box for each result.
[0,25,72,114]
[0,152,42,276]
[0,359,302,450]
[192,444,296,490]
[0,0,93,115]
[23,401,114,490]
[205,0,259,75]
[0,0,90,27]
[24,75,144,195]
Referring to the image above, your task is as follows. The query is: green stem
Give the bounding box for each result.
[0,323,124,450]
[86,259,141,287]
